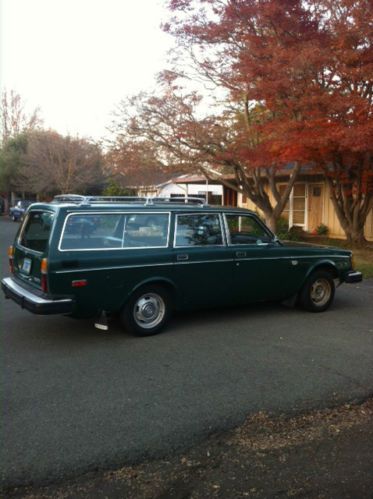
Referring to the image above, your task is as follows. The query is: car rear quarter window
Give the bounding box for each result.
[175,213,223,247]
[19,211,55,253]
[59,213,170,250]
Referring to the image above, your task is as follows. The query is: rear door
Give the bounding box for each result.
[173,212,234,308]
[13,210,55,290]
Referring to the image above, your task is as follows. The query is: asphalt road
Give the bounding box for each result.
[1,217,372,488]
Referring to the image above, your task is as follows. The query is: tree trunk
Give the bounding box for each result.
[264,213,277,233]
[325,176,371,248]
[346,227,368,248]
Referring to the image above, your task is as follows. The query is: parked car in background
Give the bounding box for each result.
[9,200,33,222]
[2,195,362,336]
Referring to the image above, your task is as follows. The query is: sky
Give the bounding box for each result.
[0,0,173,140]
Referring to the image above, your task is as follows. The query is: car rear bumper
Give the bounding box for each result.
[1,277,74,315]
[344,270,363,284]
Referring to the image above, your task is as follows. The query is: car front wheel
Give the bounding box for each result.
[121,286,171,336]
[299,270,335,312]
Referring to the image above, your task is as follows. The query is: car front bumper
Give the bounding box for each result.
[1,277,74,315]
[344,270,363,284]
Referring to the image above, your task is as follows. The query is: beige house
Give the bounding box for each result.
[239,176,373,242]
[132,171,373,242]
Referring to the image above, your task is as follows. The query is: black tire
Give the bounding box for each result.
[121,285,171,336]
[299,270,335,312]
[12,215,17,222]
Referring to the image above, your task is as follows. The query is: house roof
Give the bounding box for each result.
[124,164,324,189]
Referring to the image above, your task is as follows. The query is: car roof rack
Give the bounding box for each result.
[52,194,207,207]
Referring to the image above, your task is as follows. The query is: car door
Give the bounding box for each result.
[224,213,298,303]
[173,211,234,309]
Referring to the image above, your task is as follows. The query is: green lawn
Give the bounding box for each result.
[353,250,373,279]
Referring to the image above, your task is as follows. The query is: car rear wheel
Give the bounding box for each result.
[121,285,171,336]
[299,270,335,312]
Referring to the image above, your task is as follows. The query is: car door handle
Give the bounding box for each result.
[177,254,189,261]
[235,251,246,258]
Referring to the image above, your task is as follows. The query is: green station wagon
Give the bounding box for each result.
[2,195,362,336]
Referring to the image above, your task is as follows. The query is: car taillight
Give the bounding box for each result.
[41,258,48,293]
[8,246,14,273]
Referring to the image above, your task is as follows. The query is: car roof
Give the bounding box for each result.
[27,200,257,216]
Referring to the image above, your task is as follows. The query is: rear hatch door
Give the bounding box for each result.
[13,210,55,290]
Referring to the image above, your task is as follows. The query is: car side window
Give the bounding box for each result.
[60,213,170,250]
[225,214,271,245]
[175,214,223,247]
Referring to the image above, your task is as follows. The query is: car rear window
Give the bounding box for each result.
[19,211,55,253]
[60,213,170,250]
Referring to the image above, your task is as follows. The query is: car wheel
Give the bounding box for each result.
[121,285,171,336]
[299,270,335,312]
[12,215,17,222]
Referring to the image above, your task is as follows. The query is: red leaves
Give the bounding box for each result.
[165,0,372,171]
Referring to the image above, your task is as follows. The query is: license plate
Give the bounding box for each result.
[22,258,32,274]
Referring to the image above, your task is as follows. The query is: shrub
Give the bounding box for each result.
[276,217,290,239]
[316,223,329,236]
[286,225,305,241]
[103,182,135,196]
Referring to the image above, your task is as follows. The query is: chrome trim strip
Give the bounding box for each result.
[237,254,349,261]
[219,213,228,246]
[2,277,72,305]
[223,213,232,245]
[54,259,234,274]
[54,262,175,274]
[53,254,349,274]
[175,259,232,265]
[58,211,171,252]
[176,255,348,264]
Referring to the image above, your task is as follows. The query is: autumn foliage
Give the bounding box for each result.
[162,0,373,243]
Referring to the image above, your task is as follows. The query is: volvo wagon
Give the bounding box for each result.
[2,195,362,336]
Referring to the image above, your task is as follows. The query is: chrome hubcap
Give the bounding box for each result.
[310,279,331,306]
[133,293,165,329]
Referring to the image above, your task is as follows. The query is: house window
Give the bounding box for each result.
[292,184,306,225]
[279,184,307,227]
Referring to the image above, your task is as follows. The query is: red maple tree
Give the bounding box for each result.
[163,0,373,244]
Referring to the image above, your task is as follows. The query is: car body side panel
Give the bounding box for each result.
[231,246,306,302]
[172,246,235,309]
[48,247,176,317]
[232,246,351,303]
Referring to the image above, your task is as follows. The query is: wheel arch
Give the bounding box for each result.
[121,277,180,310]
[302,260,339,287]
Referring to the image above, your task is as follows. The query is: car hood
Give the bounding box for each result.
[281,240,351,255]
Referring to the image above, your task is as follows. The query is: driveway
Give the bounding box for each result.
[1,217,372,488]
